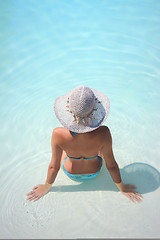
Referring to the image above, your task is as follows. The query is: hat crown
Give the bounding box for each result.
[69,86,95,117]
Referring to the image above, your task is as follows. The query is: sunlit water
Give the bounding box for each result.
[0,0,160,238]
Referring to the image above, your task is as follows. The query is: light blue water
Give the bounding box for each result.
[0,0,160,239]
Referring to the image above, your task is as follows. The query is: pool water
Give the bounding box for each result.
[0,0,160,238]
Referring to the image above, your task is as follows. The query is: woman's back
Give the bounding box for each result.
[53,126,107,159]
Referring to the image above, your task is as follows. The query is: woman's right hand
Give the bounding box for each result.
[26,183,52,202]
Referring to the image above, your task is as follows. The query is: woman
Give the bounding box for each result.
[26,86,143,203]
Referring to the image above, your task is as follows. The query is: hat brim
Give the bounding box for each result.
[54,88,110,133]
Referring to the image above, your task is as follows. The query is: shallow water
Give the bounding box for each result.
[0,0,160,238]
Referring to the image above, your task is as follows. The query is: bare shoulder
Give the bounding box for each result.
[51,127,70,145]
[95,126,111,139]
[94,126,112,148]
[97,125,110,133]
[52,127,68,135]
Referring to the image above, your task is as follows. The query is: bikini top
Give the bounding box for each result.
[68,131,99,160]
[66,153,99,160]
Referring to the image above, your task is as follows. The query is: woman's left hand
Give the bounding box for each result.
[121,184,143,203]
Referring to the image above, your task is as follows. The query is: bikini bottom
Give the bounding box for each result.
[62,156,102,180]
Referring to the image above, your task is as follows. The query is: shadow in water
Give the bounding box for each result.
[51,162,160,195]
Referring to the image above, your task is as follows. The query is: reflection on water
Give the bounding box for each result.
[121,163,160,194]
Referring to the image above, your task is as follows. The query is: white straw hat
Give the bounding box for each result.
[54,86,110,133]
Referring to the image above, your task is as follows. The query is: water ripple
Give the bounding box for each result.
[1,0,160,238]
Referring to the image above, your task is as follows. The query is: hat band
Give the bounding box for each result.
[69,106,95,118]
[66,105,96,124]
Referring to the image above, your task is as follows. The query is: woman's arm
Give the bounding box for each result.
[100,127,143,203]
[26,129,62,202]
[45,129,62,185]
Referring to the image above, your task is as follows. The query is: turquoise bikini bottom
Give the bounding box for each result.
[62,156,102,180]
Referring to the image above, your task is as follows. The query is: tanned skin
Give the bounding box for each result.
[26,126,143,203]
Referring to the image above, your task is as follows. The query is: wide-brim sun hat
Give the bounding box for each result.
[54,86,110,133]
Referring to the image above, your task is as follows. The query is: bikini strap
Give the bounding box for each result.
[85,154,99,159]
[66,153,99,160]
[70,131,76,137]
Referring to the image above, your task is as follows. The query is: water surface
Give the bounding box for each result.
[0,0,160,238]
